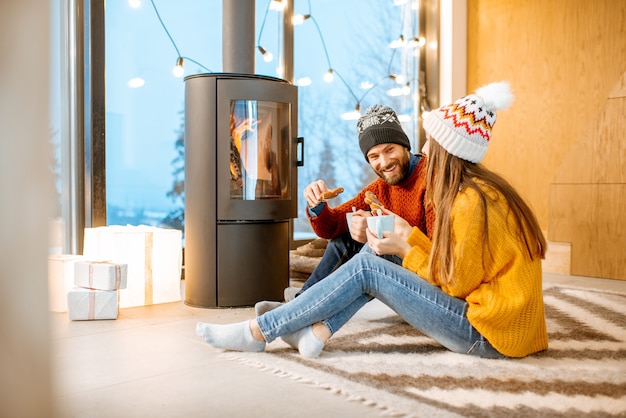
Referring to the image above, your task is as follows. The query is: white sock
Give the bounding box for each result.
[196,320,265,352]
[279,325,325,358]
[254,300,283,317]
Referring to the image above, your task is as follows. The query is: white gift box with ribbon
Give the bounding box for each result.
[67,288,119,320]
[82,225,183,308]
[48,254,85,312]
[74,261,128,291]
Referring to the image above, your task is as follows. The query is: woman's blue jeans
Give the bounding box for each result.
[256,249,505,359]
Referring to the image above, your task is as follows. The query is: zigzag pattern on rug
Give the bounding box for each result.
[224,284,626,417]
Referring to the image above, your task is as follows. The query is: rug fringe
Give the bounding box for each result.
[221,352,413,417]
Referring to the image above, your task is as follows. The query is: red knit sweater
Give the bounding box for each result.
[308,156,433,239]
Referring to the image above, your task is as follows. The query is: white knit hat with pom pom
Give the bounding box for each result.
[422,81,514,163]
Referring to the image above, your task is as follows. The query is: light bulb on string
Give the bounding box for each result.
[275,65,284,78]
[269,0,286,11]
[389,74,406,84]
[386,86,403,97]
[172,57,184,77]
[401,82,411,96]
[408,36,426,48]
[127,77,145,88]
[297,77,312,87]
[397,113,411,122]
[341,103,361,121]
[257,46,273,63]
[128,0,141,8]
[324,69,334,83]
[292,14,311,25]
[389,35,406,49]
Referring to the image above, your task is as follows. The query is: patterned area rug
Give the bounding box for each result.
[223,284,626,417]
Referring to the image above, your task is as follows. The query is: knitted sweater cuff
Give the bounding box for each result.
[402,227,432,276]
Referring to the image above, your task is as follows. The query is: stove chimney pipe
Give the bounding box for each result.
[222,0,255,74]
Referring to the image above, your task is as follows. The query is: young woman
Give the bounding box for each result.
[196,81,549,359]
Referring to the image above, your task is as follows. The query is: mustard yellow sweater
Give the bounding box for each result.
[402,184,548,358]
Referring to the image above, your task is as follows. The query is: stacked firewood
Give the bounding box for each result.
[289,238,328,288]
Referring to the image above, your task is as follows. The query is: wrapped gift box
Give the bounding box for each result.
[83,225,183,308]
[67,288,119,320]
[48,254,85,312]
[75,261,128,291]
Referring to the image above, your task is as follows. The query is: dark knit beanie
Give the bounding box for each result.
[357,104,411,160]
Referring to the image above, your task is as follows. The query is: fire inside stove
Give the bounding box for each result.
[229,100,290,201]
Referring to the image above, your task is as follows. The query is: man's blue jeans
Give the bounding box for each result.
[297,232,363,295]
[257,250,505,358]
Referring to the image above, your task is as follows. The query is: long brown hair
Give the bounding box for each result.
[424,138,547,287]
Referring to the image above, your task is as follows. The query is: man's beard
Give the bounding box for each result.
[375,154,410,185]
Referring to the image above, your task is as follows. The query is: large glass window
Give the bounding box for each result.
[290,0,420,238]
[105,0,221,229]
[103,0,420,241]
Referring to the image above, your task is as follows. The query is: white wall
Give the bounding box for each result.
[0,1,56,416]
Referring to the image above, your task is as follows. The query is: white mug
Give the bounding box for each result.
[366,215,394,239]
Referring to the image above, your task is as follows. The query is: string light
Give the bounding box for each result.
[257,46,274,63]
[389,74,406,85]
[128,77,145,88]
[272,0,421,119]
[341,103,361,121]
[269,0,286,11]
[149,0,422,120]
[291,14,311,25]
[173,57,184,77]
[408,36,426,48]
[150,0,212,78]
[257,0,276,65]
[389,34,407,49]
[296,77,312,86]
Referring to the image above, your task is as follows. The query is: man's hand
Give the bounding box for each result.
[304,179,330,208]
[347,209,371,243]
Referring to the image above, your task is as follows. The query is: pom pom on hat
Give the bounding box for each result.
[357,104,411,160]
[423,81,513,163]
[475,81,514,111]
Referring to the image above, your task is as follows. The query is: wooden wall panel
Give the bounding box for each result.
[549,184,626,280]
[467,0,626,280]
[552,93,626,184]
[467,0,626,226]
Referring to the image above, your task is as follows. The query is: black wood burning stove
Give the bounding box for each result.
[184,73,301,307]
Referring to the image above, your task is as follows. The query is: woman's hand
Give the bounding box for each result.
[366,228,411,259]
[380,208,413,241]
[366,208,412,258]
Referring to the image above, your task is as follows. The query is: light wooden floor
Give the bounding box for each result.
[51,273,626,418]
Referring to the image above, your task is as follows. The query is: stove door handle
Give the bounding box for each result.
[296,137,305,167]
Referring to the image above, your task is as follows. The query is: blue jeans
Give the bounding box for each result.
[257,250,505,359]
[298,232,363,294]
